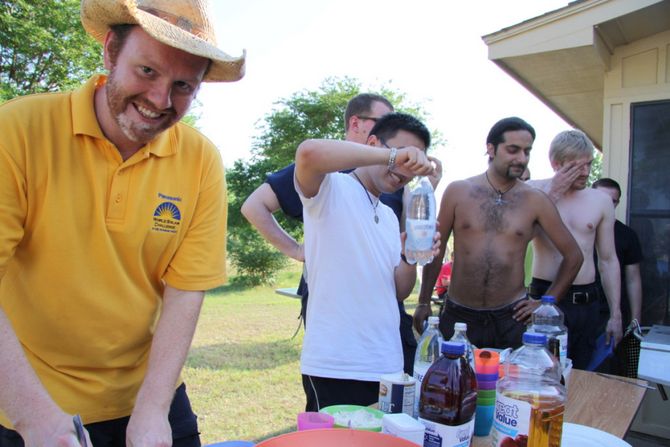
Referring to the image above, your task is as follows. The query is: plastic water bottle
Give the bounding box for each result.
[449,322,475,370]
[412,316,443,418]
[528,295,568,368]
[418,341,477,446]
[492,332,566,447]
[405,176,436,266]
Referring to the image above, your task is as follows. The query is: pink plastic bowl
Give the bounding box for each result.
[297,412,334,431]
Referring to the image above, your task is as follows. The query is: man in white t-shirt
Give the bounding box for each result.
[294,113,438,410]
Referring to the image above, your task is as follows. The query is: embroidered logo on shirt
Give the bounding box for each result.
[152,201,182,234]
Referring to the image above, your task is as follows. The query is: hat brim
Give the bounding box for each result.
[80,0,245,82]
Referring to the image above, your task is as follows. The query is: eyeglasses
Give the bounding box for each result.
[357,115,379,122]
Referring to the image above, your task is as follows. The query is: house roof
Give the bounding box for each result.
[482,0,670,148]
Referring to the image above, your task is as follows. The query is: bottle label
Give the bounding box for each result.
[378,374,416,416]
[406,218,434,250]
[491,394,531,447]
[557,333,568,365]
[419,418,474,447]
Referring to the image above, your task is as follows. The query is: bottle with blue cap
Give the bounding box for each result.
[528,295,568,368]
[491,332,566,447]
[418,341,477,447]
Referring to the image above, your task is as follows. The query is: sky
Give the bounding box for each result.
[197,0,572,197]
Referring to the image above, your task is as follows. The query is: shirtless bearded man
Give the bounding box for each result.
[413,117,582,349]
[529,129,622,369]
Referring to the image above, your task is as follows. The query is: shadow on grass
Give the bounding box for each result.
[187,339,301,370]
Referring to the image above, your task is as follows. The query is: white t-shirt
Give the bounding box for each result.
[297,172,403,381]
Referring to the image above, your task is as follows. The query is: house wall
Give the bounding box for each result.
[604,29,670,440]
[602,29,670,221]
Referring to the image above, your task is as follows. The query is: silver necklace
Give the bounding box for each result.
[351,171,379,223]
[485,172,516,205]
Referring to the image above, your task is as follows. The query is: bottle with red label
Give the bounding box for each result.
[418,341,477,447]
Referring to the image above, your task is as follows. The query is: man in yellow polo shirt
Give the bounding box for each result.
[0,1,245,446]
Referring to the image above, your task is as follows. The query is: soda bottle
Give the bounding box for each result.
[492,332,566,447]
[413,316,443,418]
[528,296,568,368]
[405,176,436,266]
[449,322,475,370]
[418,341,477,447]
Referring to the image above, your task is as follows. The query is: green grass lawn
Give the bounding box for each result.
[184,263,421,445]
[183,265,305,444]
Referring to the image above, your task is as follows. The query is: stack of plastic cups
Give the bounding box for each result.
[473,349,500,436]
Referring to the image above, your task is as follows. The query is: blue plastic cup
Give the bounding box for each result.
[474,404,495,437]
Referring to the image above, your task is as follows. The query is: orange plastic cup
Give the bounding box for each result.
[474,349,500,375]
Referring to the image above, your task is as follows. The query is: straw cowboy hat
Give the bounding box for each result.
[80,0,246,82]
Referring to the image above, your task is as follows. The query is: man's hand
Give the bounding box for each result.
[393,147,434,178]
[413,303,432,335]
[427,156,443,190]
[126,408,172,447]
[513,298,541,323]
[548,160,583,202]
[19,412,90,447]
[606,314,623,346]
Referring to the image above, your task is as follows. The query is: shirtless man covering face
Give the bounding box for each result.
[529,129,622,369]
[414,117,582,349]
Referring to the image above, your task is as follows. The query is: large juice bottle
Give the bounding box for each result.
[491,332,566,447]
[418,341,477,447]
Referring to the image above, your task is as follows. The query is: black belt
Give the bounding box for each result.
[566,290,596,304]
[528,284,598,305]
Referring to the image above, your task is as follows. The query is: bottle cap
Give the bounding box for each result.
[428,316,440,325]
[541,295,556,303]
[442,341,465,355]
[523,332,547,345]
[454,322,467,331]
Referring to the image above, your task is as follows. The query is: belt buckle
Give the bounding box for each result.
[572,292,588,304]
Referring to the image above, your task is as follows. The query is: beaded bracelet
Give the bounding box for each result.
[388,147,397,171]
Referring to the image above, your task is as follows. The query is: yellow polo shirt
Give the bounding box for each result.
[0,75,227,425]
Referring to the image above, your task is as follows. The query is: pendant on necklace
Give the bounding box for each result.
[374,215,379,224]
[495,194,505,206]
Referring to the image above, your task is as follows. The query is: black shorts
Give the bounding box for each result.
[301,375,379,412]
[529,278,601,370]
[0,383,200,447]
[439,295,527,350]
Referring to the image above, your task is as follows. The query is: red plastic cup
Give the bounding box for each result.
[297,412,334,431]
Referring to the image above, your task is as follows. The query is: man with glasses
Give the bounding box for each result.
[294,112,437,410]
[243,94,441,375]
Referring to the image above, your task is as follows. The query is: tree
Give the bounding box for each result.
[588,150,603,186]
[227,77,438,285]
[1,0,103,102]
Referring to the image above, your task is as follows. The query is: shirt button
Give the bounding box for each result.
[115,194,122,203]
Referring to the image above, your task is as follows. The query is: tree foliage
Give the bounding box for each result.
[227,77,435,285]
[588,150,603,186]
[0,0,103,102]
